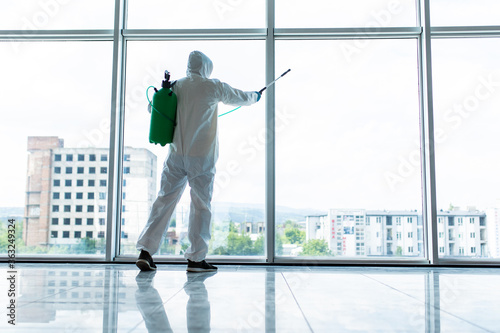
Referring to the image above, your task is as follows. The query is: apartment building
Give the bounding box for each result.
[24,136,156,250]
[307,208,489,257]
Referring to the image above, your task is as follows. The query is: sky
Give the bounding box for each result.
[1,0,500,214]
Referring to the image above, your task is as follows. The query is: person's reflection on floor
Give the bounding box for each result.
[184,271,217,333]
[135,271,173,333]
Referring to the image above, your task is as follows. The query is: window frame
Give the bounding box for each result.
[3,0,499,266]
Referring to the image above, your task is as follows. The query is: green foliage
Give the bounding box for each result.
[72,238,97,254]
[300,239,331,256]
[0,219,25,253]
[180,242,189,254]
[284,220,301,229]
[275,234,284,255]
[209,221,264,255]
[253,234,264,255]
[395,246,403,256]
[284,227,305,245]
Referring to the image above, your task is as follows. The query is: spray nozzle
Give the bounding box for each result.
[162,70,172,89]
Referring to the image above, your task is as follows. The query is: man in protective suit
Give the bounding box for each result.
[136,50,261,272]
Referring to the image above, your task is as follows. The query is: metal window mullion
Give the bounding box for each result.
[266,0,276,264]
[122,28,266,40]
[114,0,129,260]
[431,25,500,38]
[274,27,422,39]
[0,29,114,40]
[105,0,127,262]
[418,0,439,265]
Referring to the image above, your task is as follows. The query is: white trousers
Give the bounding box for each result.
[136,153,215,261]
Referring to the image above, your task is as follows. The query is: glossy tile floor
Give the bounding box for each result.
[1,264,500,332]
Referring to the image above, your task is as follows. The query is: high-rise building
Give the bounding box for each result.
[24,136,156,251]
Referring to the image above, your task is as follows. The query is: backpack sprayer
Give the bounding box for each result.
[147,69,291,146]
[147,70,177,146]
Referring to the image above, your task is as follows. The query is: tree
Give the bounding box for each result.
[253,234,265,255]
[395,246,403,256]
[209,221,264,255]
[0,219,25,253]
[226,228,254,255]
[300,239,331,256]
[72,237,97,254]
[284,227,305,245]
[279,219,306,245]
[275,234,284,255]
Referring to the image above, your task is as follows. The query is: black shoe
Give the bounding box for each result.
[186,259,218,273]
[136,250,157,271]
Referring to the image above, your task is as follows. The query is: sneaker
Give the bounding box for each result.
[186,259,218,272]
[136,250,157,271]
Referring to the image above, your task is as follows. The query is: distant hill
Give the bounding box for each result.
[211,202,326,225]
[0,204,327,225]
[0,207,23,218]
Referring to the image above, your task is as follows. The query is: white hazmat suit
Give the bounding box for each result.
[136,50,259,261]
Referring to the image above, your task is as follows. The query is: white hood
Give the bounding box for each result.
[186,50,213,79]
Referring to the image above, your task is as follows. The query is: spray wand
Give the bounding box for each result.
[258,69,291,94]
[218,69,291,118]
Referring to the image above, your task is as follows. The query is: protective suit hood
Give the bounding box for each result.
[186,50,213,79]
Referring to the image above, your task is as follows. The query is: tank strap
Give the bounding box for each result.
[153,107,176,126]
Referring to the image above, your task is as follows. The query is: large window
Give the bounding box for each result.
[1,0,500,264]
[432,38,500,259]
[430,0,500,26]
[276,0,416,28]
[0,0,114,30]
[0,41,112,257]
[275,39,422,259]
[120,41,265,258]
[127,0,265,29]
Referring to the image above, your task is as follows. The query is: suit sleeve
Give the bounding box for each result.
[217,81,258,106]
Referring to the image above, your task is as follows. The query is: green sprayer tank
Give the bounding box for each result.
[149,82,177,146]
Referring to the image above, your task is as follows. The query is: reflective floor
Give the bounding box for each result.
[1,263,499,332]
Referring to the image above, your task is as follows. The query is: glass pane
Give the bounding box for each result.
[127,0,265,29]
[0,0,115,30]
[430,0,500,26]
[276,0,416,28]
[275,39,422,259]
[432,38,500,259]
[0,41,113,257]
[121,41,265,258]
